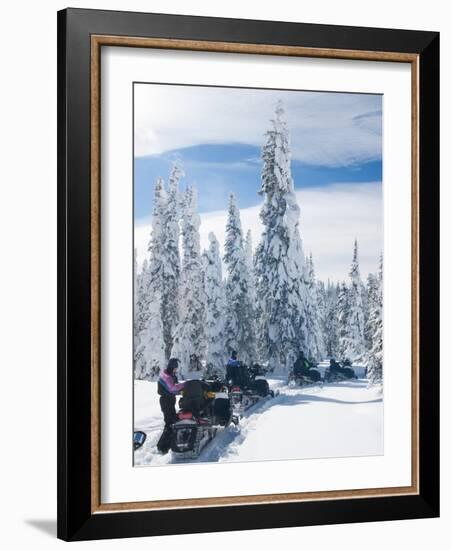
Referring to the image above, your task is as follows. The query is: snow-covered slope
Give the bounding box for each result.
[134,377,383,466]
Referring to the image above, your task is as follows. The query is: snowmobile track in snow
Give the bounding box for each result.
[193,383,322,463]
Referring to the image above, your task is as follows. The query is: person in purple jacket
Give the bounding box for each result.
[157,358,185,427]
[156,358,185,454]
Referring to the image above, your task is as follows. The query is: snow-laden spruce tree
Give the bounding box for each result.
[160,161,184,359]
[203,232,226,376]
[367,254,383,385]
[343,240,367,362]
[305,253,326,361]
[243,229,258,363]
[134,258,149,338]
[171,185,206,376]
[323,280,340,358]
[316,279,328,353]
[254,101,309,372]
[134,178,166,379]
[134,288,166,380]
[134,248,140,350]
[223,194,256,364]
[364,272,378,353]
[337,281,351,360]
[244,230,256,303]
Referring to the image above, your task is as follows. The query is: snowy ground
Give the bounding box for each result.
[134,372,383,466]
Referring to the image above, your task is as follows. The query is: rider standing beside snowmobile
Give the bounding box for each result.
[157,358,185,427]
[156,358,185,454]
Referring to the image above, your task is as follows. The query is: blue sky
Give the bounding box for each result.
[133,83,383,280]
[134,143,382,218]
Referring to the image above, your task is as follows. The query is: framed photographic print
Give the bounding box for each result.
[57,8,439,541]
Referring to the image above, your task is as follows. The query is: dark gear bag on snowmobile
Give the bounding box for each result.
[180,379,207,416]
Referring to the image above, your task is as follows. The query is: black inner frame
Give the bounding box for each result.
[57,8,439,542]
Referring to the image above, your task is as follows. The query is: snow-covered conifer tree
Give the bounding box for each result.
[134,289,166,380]
[203,232,226,375]
[337,281,351,360]
[134,258,149,337]
[134,248,139,350]
[242,229,258,363]
[364,272,378,354]
[323,280,340,358]
[134,178,166,379]
[160,161,183,359]
[171,185,206,376]
[343,240,366,362]
[244,230,256,304]
[305,253,326,361]
[254,101,309,371]
[367,254,383,385]
[223,194,256,364]
[316,279,328,353]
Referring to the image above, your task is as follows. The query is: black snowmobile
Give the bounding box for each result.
[324,359,357,383]
[288,356,322,387]
[170,379,236,460]
[227,362,275,416]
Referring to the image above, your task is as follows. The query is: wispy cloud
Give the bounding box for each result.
[135,181,382,282]
[134,143,382,219]
[134,84,382,168]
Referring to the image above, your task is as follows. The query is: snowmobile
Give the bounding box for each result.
[170,379,236,460]
[324,363,357,383]
[227,363,276,416]
[288,369,322,387]
[288,359,322,387]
